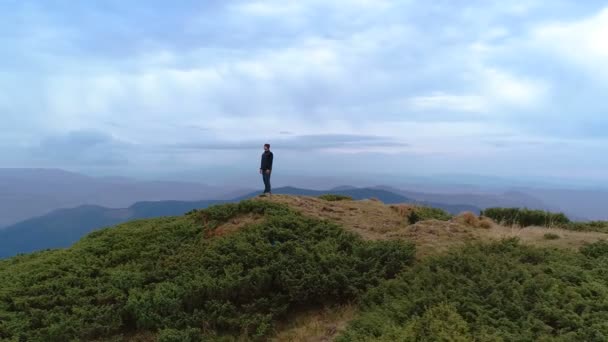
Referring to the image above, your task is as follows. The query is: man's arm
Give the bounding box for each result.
[269,152,273,170]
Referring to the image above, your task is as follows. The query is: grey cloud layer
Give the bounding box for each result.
[0,1,607,180]
[173,134,409,151]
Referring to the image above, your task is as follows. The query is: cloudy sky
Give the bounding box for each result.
[1,0,607,184]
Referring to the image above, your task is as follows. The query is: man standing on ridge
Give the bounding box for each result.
[260,143,273,196]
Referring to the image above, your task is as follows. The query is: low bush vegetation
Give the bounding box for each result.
[338,239,608,341]
[566,221,608,233]
[580,240,608,258]
[407,206,452,224]
[481,208,571,227]
[318,194,353,201]
[481,208,608,233]
[0,201,415,341]
[543,232,561,240]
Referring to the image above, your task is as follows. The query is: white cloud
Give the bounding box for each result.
[405,93,488,113]
[480,67,550,109]
[401,67,549,116]
[231,2,305,17]
[533,7,608,80]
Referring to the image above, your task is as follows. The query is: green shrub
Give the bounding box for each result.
[580,240,608,258]
[158,328,202,342]
[318,194,353,201]
[565,221,608,233]
[0,200,415,341]
[338,239,608,341]
[543,233,560,240]
[481,208,570,227]
[400,303,472,341]
[408,206,452,224]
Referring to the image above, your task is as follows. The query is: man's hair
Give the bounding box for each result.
[264,143,270,149]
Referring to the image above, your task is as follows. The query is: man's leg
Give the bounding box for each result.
[266,172,272,194]
[263,172,270,193]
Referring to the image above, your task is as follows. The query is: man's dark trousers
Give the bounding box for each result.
[262,171,271,193]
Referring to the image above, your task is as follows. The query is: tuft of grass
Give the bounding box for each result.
[408,207,452,224]
[390,204,415,218]
[543,232,561,240]
[390,205,452,225]
[271,305,357,342]
[318,194,353,202]
[456,212,478,226]
[478,217,494,229]
[453,212,494,229]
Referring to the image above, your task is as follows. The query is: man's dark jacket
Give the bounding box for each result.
[260,151,273,171]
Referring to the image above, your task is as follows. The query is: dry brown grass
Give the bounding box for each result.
[479,217,494,229]
[452,212,494,229]
[260,195,408,240]
[484,225,607,250]
[390,204,417,218]
[454,211,479,226]
[271,305,357,342]
[204,213,263,239]
[257,195,608,258]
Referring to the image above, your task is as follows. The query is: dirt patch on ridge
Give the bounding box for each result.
[257,195,608,258]
[204,213,264,239]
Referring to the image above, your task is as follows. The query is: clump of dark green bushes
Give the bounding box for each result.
[481,207,608,233]
[338,239,608,341]
[566,221,608,233]
[481,207,570,227]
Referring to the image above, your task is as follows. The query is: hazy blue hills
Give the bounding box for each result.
[0,200,226,258]
[0,168,247,227]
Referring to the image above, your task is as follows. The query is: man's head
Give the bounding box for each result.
[264,143,270,151]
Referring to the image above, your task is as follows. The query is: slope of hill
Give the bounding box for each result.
[0,200,225,258]
[0,187,479,258]
[0,195,607,341]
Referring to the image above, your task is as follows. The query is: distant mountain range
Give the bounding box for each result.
[0,168,251,227]
[373,186,553,211]
[0,187,480,258]
[0,200,227,259]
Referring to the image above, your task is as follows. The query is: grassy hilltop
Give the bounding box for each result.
[1,195,608,341]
